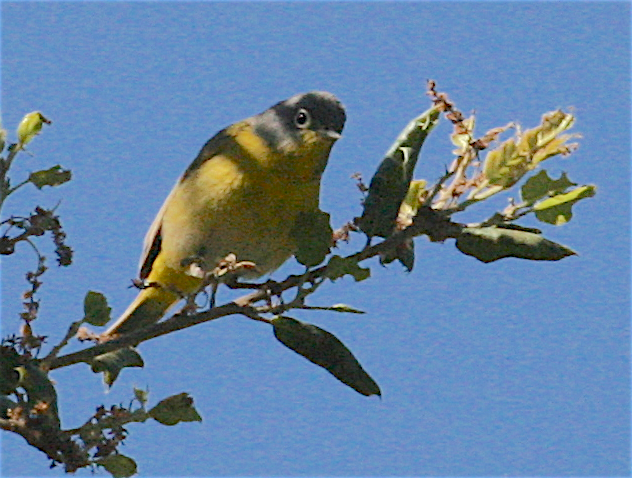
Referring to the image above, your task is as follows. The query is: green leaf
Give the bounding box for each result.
[324,255,371,282]
[399,179,427,220]
[481,217,542,234]
[0,346,21,395]
[133,387,149,406]
[536,109,575,146]
[531,134,576,165]
[17,364,58,408]
[358,106,440,238]
[0,125,6,152]
[328,304,366,314]
[92,347,144,387]
[0,396,17,419]
[534,185,597,225]
[97,454,138,478]
[83,291,112,326]
[450,116,475,151]
[291,209,333,268]
[380,178,424,271]
[149,392,202,426]
[272,316,381,397]
[379,238,415,271]
[305,304,366,314]
[16,363,60,426]
[456,226,576,263]
[483,110,578,189]
[483,139,522,187]
[521,170,576,203]
[17,111,51,146]
[28,165,72,189]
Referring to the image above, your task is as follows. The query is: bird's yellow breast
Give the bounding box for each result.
[151,124,325,291]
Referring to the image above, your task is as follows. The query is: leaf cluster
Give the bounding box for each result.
[0,113,74,370]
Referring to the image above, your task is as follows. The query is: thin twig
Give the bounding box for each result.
[0,145,24,211]
[39,320,84,371]
[423,168,454,207]
[7,178,31,196]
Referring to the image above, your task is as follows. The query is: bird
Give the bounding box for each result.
[102,91,346,337]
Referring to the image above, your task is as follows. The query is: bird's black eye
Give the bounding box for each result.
[294,108,311,128]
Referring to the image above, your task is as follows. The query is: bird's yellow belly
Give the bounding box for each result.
[157,155,319,286]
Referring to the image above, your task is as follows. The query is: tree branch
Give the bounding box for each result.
[44,207,464,372]
[45,302,252,370]
[1,414,88,472]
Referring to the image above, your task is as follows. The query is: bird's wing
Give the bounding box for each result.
[138,128,235,280]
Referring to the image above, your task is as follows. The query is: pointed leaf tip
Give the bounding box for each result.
[358,107,440,238]
[456,226,576,263]
[92,347,144,387]
[534,185,596,225]
[272,316,381,397]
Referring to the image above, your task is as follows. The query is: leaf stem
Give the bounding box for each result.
[0,145,23,212]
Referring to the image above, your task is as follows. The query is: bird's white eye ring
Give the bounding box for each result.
[294,108,311,128]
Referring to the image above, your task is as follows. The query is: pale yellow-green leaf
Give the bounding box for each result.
[398,179,427,221]
[329,304,366,314]
[483,110,578,190]
[534,185,596,225]
[520,127,539,152]
[133,387,149,406]
[17,111,51,146]
[0,126,6,152]
[484,139,527,187]
[531,134,576,165]
[538,110,575,146]
[450,116,475,151]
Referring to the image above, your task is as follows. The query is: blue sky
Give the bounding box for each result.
[1,2,630,476]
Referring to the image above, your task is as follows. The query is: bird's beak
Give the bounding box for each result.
[319,129,342,141]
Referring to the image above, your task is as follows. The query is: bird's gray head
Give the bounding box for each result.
[252,91,346,154]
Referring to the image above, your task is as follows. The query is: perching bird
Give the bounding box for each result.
[103,92,346,337]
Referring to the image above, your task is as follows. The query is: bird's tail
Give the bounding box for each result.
[103,286,180,337]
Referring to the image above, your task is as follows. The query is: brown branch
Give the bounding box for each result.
[44,302,252,370]
[1,414,88,472]
[44,207,464,372]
